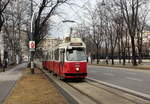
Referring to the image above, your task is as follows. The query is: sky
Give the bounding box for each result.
[49,0,97,38]
[33,0,99,38]
[34,0,150,38]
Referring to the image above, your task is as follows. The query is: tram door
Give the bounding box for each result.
[60,49,65,75]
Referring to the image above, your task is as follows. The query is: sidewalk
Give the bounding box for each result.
[4,68,68,104]
[0,64,17,72]
[0,64,26,104]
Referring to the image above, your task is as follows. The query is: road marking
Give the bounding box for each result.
[127,72,137,75]
[88,70,98,73]
[126,77,143,82]
[103,73,114,76]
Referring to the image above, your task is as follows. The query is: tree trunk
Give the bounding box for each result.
[138,37,143,64]
[131,37,137,66]
[138,47,142,64]
[96,45,99,64]
[122,49,126,65]
[118,43,121,64]
[105,40,108,64]
[127,35,131,63]
[111,49,114,65]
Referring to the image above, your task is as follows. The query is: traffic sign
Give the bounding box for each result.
[29,41,35,51]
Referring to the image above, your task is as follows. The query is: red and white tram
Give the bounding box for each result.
[42,37,87,79]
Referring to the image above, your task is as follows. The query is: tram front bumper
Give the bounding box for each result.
[64,73,87,76]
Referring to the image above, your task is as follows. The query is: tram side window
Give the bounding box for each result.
[49,52,51,60]
[46,53,49,60]
[60,49,65,62]
[52,51,54,60]
[55,49,59,60]
[51,51,53,60]
[51,51,54,60]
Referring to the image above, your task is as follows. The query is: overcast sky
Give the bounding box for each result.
[33,0,99,38]
[49,0,97,38]
[33,0,150,38]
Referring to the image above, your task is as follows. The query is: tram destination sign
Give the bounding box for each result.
[70,43,82,46]
[29,41,35,51]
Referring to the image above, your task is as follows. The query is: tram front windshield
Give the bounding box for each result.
[66,48,86,61]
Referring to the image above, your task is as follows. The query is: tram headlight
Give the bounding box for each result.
[76,67,80,72]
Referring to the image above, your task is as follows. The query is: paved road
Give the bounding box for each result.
[0,63,26,104]
[88,65,150,95]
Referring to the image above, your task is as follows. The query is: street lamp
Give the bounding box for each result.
[62,20,75,23]
[30,2,41,74]
[62,20,76,38]
[63,20,87,39]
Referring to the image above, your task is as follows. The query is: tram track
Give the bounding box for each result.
[85,80,149,104]
[66,82,103,104]
[67,81,150,104]
[41,69,150,104]
[42,69,98,104]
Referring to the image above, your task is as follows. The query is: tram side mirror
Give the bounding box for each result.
[60,51,65,63]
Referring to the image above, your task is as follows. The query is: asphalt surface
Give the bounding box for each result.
[0,63,26,104]
[88,65,150,95]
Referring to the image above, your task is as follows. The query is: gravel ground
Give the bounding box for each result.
[4,68,68,104]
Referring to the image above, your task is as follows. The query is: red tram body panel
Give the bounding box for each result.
[41,38,87,79]
[43,61,87,79]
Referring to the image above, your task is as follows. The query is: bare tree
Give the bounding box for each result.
[102,2,120,65]
[0,0,10,32]
[84,2,105,64]
[113,15,126,65]
[31,0,69,47]
[3,0,29,63]
[136,7,149,64]
[114,0,149,66]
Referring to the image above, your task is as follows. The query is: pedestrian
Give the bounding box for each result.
[87,56,89,63]
[106,56,108,64]
[2,58,8,72]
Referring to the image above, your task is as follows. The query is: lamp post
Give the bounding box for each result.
[62,20,76,38]
[30,1,41,74]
